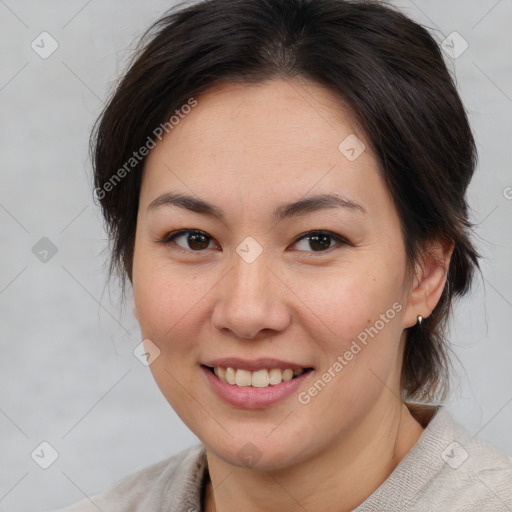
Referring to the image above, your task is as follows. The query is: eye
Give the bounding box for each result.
[159,229,218,252]
[158,229,349,254]
[291,230,349,252]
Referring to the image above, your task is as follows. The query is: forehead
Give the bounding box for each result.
[140,78,388,218]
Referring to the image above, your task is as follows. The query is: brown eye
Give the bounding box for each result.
[162,230,215,251]
[185,232,211,250]
[292,231,348,252]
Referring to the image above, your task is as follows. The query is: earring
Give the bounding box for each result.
[417,315,423,326]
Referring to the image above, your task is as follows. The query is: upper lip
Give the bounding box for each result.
[202,358,312,372]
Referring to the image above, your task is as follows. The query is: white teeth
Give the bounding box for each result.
[251,369,269,388]
[225,367,236,385]
[214,367,226,380]
[235,369,252,387]
[282,369,294,381]
[212,366,306,388]
[269,368,282,385]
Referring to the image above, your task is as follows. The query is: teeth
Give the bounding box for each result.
[225,367,236,385]
[214,367,226,380]
[269,368,282,385]
[252,369,269,388]
[212,366,306,388]
[235,369,252,387]
[282,369,294,381]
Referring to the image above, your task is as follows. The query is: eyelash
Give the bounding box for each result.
[158,229,350,254]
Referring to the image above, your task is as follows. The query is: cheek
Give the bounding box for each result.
[134,270,197,340]
[132,256,206,420]
[303,265,406,414]
[301,272,405,417]
[133,244,185,341]
[305,260,405,349]
[132,248,219,365]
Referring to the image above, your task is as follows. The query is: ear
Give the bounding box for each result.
[402,237,454,329]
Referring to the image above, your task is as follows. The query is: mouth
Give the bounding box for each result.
[202,365,315,388]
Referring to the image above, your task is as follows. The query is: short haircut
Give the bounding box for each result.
[91,0,480,402]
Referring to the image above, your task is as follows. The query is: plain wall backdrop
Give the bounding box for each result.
[0,1,511,510]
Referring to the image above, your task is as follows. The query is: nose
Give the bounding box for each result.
[211,252,291,340]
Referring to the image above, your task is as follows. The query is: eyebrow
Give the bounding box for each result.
[147,191,366,221]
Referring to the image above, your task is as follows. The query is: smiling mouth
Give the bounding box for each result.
[203,365,314,388]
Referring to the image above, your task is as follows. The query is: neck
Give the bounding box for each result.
[203,400,425,512]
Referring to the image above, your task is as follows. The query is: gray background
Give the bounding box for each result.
[0,1,510,510]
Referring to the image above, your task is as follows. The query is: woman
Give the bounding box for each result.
[56,0,512,510]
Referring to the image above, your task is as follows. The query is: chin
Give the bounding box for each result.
[201,425,321,472]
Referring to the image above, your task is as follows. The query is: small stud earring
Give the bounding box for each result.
[417,315,423,325]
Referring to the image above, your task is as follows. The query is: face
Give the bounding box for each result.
[132,78,415,470]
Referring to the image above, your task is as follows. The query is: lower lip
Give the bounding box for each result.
[202,366,312,409]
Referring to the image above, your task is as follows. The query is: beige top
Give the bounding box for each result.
[52,405,512,511]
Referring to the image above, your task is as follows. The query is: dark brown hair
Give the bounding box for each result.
[91,0,480,402]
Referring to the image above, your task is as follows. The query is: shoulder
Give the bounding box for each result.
[421,407,512,510]
[355,405,512,511]
[50,443,207,512]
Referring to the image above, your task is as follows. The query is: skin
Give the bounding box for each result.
[132,78,453,512]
